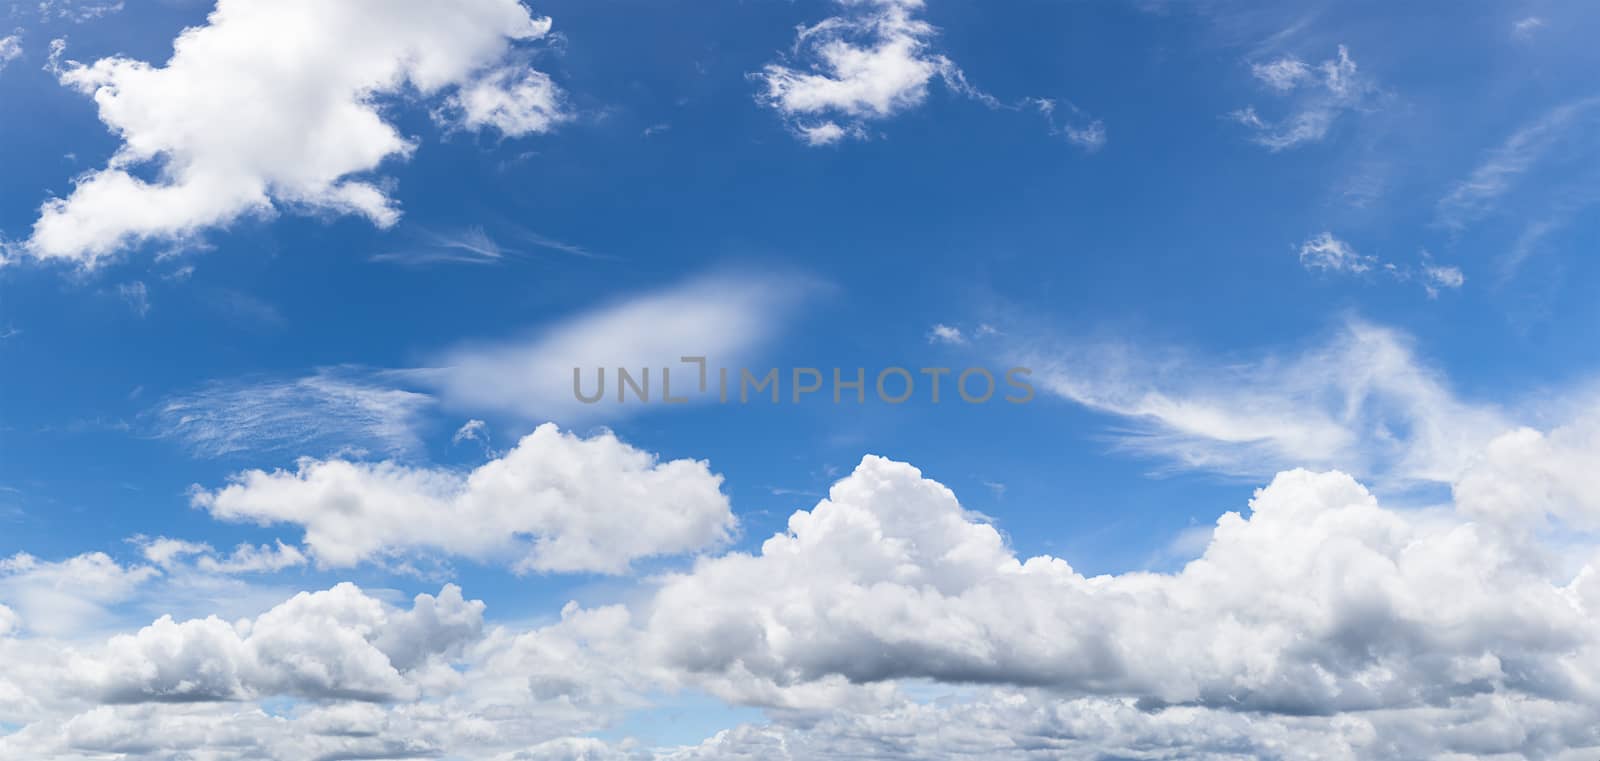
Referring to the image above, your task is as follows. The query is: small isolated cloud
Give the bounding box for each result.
[757,0,956,143]
[1229,45,1374,151]
[755,2,1102,149]
[1298,231,1373,273]
[1249,56,1312,92]
[1421,258,1466,298]
[451,419,489,446]
[1297,233,1464,297]
[19,0,567,267]
[758,0,1054,146]
[927,323,965,344]
[117,281,149,317]
[1030,98,1106,153]
[0,33,21,72]
[1512,16,1546,38]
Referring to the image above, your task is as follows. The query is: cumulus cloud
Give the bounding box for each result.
[0,552,157,637]
[193,424,736,574]
[69,583,481,704]
[634,445,1600,757]
[1230,45,1374,150]
[757,0,955,142]
[21,0,566,265]
[11,412,1600,757]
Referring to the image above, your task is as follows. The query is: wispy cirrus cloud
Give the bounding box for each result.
[152,370,433,460]
[1009,320,1504,486]
[1296,232,1464,297]
[413,272,813,423]
[1229,45,1375,151]
[151,273,811,459]
[370,225,604,268]
[1436,96,1600,233]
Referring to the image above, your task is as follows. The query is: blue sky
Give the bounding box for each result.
[2,1,1600,759]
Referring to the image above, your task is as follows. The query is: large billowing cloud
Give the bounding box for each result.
[9,400,1600,757]
[194,423,736,574]
[3,434,1599,757]
[644,456,1599,719]
[23,0,566,265]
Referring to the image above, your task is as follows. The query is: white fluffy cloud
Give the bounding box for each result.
[23,0,566,265]
[0,552,157,638]
[1230,45,1374,151]
[13,323,1600,757]
[11,419,1600,757]
[70,583,481,704]
[194,423,735,573]
[645,456,1600,717]
[757,0,982,145]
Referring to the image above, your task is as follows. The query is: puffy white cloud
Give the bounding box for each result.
[9,418,1600,757]
[756,0,1010,144]
[68,583,481,704]
[194,424,735,573]
[926,323,965,344]
[1230,45,1374,151]
[23,0,566,265]
[0,552,157,637]
[644,456,1600,717]
[444,64,568,137]
[17,349,1600,757]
